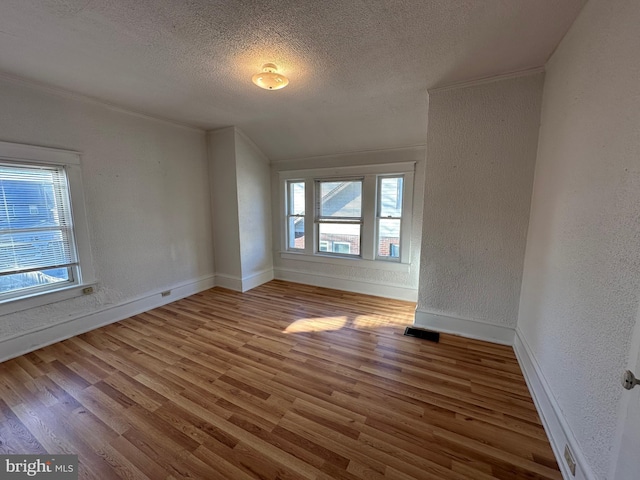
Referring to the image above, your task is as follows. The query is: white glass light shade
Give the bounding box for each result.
[252,63,289,90]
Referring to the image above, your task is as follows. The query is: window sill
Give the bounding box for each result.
[279,252,411,272]
[0,282,97,316]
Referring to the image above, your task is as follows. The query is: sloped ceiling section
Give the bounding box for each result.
[0,0,585,160]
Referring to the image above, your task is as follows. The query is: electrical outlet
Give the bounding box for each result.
[161,290,171,297]
[564,445,576,476]
[82,286,94,295]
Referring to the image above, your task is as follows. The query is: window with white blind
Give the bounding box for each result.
[0,163,79,297]
[0,141,95,311]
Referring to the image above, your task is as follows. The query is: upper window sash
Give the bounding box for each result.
[286,180,305,216]
[0,163,79,273]
[376,175,404,219]
[315,178,363,221]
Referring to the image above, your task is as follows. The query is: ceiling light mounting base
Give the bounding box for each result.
[261,63,278,73]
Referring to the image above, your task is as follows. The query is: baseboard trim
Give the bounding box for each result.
[274,267,417,301]
[214,273,243,291]
[241,268,274,292]
[513,329,595,480]
[214,269,274,292]
[0,274,216,363]
[413,310,515,345]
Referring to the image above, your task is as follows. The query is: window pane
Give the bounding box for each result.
[319,180,362,218]
[0,267,70,295]
[288,181,305,215]
[288,217,304,249]
[378,218,401,258]
[319,223,360,255]
[0,231,73,274]
[0,166,71,228]
[379,177,403,217]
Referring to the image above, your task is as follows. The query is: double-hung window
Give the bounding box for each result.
[0,141,95,312]
[286,181,305,250]
[376,176,403,260]
[0,163,77,292]
[281,162,414,267]
[316,179,363,256]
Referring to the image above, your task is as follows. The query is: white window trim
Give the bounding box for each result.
[279,162,414,271]
[280,251,411,272]
[0,141,96,315]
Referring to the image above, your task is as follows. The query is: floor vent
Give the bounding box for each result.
[404,327,440,342]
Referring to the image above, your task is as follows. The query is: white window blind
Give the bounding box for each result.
[0,163,78,296]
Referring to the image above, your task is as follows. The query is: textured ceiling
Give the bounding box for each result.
[0,0,586,161]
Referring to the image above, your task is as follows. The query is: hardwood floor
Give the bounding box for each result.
[0,280,561,479]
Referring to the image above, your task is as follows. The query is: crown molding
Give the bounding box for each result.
[270,144,427,165]
[0,71,204,133]
[428,66,545,94]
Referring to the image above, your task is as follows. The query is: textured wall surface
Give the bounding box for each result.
[0,77,214,340]
[517,0,640,477]
[271,147,426,296]
[418,74,543,327]
[208,128,242,279]
[235,129,273,278]
[0,1,584,160]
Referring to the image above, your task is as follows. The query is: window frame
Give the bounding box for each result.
[315,177,364,258]
[0,162,79,302]
[0,141,96,314]
[285,180,305,252]
[375,175,404,261]
[279,162,414,271]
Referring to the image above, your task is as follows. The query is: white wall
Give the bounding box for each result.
[517,0,640,478]
[415,74,543,343]
[235,129,273,285]
[208,128,242,280]
[208,127,273,291]
[0,76,214,350]
[271,146,426,301]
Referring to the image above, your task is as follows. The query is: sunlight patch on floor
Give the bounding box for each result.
[283,316,347,333]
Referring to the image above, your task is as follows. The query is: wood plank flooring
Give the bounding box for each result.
[0,280,561,479]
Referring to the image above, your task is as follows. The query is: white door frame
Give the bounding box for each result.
[610,305,640,479]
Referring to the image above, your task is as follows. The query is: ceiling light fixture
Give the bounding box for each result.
[252,63,289,90]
